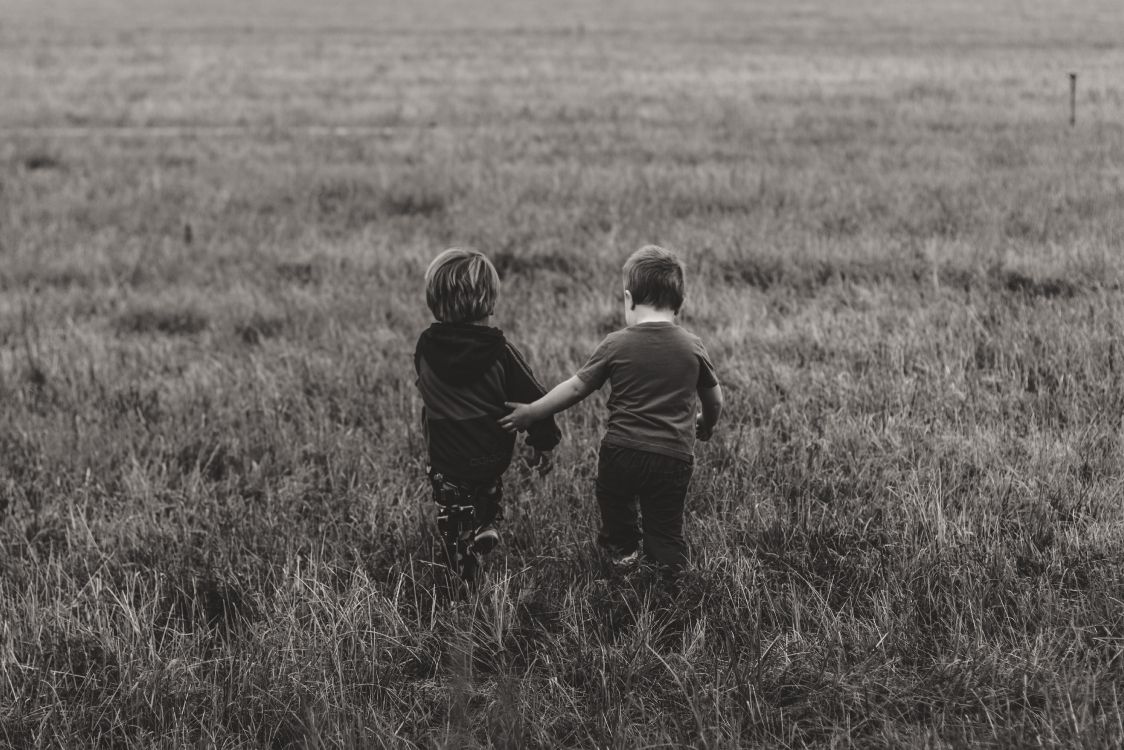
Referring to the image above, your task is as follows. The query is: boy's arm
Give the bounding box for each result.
[696,383,724,441]
[500,376,596,433]
[502,332,612,434]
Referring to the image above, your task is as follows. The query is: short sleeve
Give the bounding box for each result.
[695,338,719,389]
[574,335,616,390]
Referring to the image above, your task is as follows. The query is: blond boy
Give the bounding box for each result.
[415,248,559,571]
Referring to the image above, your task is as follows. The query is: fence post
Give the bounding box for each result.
[1070,72,1077,126]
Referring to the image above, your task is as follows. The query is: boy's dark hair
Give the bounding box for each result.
[425,247,500,323]
[623,245,685,314]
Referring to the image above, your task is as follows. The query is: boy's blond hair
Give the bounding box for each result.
[425,248,500,323]
[623,245,685,314]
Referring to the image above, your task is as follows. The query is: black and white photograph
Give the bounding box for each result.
[2,0,1124,746]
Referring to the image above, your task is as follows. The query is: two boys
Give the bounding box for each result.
[414,245,722,577]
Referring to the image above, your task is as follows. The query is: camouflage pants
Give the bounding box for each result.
[427,469,504,579]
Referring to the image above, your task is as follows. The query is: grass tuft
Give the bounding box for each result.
[235,313,288,345]
[21,152,63,171]
[115,305,210,336]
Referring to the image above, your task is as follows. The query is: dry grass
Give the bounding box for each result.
[3,0,1124,747]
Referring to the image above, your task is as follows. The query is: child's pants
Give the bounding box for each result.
[428,470,504,530]
[594,443,694,571]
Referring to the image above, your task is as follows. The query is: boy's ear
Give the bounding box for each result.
[623,289,635,310]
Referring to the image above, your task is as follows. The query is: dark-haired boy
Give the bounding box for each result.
[500,245,723,574]
[415,247,560,575]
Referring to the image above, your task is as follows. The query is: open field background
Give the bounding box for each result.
[3,0,1124,746]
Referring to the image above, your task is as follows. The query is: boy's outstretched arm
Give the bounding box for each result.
[696,384,724,441]
[500,375,596,433]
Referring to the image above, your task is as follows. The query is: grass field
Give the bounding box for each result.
[4,0,1124,746]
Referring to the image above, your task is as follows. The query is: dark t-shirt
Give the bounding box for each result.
[574,321,719,463]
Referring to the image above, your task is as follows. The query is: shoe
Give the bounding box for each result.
[610,550,640,568]
[471,526,500,555]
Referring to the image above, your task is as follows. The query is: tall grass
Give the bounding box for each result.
[3,0,1124,746]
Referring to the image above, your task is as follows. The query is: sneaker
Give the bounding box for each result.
[471,526,500,555]
[611,550,640,568]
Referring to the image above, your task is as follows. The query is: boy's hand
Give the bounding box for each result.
[521,447,554,477]
[499,402,536,433]
[695,412,714,441]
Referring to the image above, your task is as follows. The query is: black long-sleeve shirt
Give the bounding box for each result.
[414,322,561,483]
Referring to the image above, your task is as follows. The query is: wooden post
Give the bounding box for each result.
[1070,72,1077,126]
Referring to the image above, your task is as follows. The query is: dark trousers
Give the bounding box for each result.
[595,443,694,571]
[428,470,504,529]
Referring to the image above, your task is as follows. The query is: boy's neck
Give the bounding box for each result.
[629,305,676,326]
[468,315,492,327]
